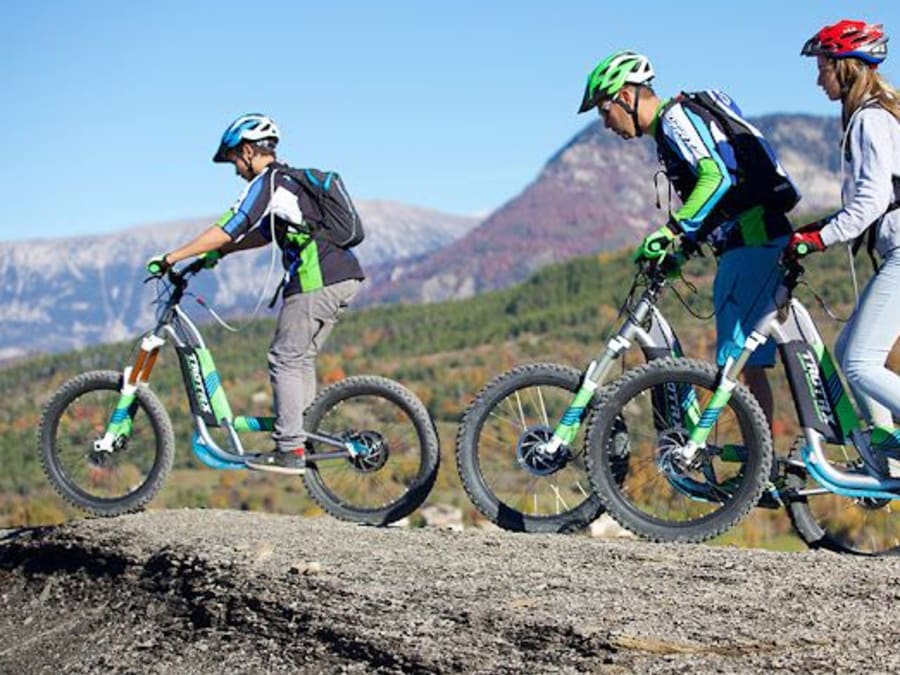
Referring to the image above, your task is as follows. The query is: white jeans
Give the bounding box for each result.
[834,248,900,427]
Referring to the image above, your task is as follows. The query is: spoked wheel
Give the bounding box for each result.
[785,443,900,556]
[302,375,440,526]
[586,358,772,543]
[455,363,607,533]
[38,370,175,516]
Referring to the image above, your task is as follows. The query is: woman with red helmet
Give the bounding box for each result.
[789,19,900,473]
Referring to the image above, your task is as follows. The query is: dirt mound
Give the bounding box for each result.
[1,510,898,674]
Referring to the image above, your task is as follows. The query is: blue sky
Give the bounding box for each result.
[1,1,898,241]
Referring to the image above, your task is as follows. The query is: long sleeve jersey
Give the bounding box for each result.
[651,96,792,253]
[820,102,900,257]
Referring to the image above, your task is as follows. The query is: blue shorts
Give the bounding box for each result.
[713,237,787,368]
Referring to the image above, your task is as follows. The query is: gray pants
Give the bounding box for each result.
[268,279,361,452]
[834,248,900,427]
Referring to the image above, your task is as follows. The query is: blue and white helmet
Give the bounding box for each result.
[213,113,280,163]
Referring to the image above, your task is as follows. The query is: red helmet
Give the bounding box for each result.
[802,20,888,65]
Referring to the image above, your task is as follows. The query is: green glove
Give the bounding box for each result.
[146,254,170,277]
[200,250,222,269]
[633,224,678,262]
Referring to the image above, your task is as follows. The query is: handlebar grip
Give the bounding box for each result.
[165,257,206,283]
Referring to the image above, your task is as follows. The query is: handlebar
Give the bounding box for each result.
[169,257,207,281]
[638,246,693,281]
[779,251,805,291]
[144,257,208,312]
[144,257,206,285]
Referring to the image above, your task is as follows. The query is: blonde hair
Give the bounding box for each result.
[837,58,900,124]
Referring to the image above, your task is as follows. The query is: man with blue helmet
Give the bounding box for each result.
[147,114,365,474]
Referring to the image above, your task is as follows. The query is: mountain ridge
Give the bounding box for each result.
[0,201,479,360]
[2,113,846,358]
[360,113,843,305]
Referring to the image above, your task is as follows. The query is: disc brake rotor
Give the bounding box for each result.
[656,427,727,501]
[655,427,692,474]
[516,425,572,476]
[346,430,389,473]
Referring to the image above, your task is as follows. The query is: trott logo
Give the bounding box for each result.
[185,353,213,414]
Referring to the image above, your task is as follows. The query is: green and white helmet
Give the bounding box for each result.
[578,50,655,113]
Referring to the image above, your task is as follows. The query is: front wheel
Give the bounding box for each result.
[455,363,604,533]
[302,375,440,525]
[586,358,772,543]
[38,370,175,516]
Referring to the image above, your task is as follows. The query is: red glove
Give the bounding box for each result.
[787,226,825,259]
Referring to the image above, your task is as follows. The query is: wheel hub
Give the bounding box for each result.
[87,451,109,468]
[656,427,730,502]
[516,426,572,476]
[655,427,693,474]
[346,430,389,473]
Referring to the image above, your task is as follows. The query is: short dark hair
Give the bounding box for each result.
[246,139,278,157]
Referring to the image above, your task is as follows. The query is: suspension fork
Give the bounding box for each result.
[543,296,658,454]
[677,330,770,464]
[95,334,167,451]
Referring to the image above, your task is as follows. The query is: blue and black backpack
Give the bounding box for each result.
[678,90,801,215]
[288,167,365,248]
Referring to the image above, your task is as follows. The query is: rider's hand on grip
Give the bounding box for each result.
[786,226,825,260]
[146,254,171,277]
[633,223,678,263]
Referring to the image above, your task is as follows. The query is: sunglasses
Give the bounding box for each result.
[599,92,627,117]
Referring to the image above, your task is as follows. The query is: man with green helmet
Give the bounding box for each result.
[579,49,799,424]
[578,50,657,137]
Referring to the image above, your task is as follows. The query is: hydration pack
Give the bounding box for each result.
[676,90,801,216]
[288,167,365,248]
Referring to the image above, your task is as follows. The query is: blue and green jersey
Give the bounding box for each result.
[651,97,792,254]
[216,162,364,297]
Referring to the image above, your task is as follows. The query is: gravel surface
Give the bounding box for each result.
[1,510,899,674]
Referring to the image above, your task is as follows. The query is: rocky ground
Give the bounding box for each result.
[1,510,898,674]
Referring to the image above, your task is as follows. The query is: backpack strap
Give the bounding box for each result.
[267,233,321,308]
[652,96,682,142]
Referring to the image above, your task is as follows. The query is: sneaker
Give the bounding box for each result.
[245,448,306,475]
[858,428,898,478]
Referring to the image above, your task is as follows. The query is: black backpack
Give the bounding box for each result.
[287,167,365,248]
[676,90,801,216]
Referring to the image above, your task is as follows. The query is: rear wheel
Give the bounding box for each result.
[302,376,440,526]
[785,443,900,555]
[39,370,175,516]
